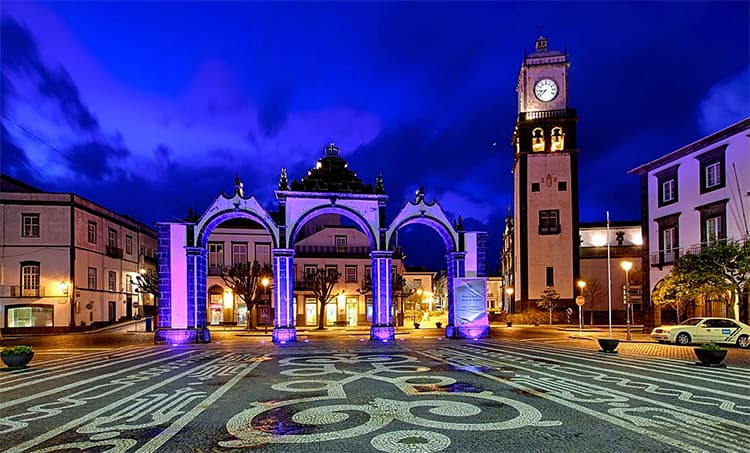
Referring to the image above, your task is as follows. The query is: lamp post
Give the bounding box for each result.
[505,287,514,313]
[415,288,423,327]
[576,280,586,334]
[621,261,633,341]
[261,276,270,333]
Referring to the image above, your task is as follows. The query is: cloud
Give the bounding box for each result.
[697,68,750,135]
[64,140,130,179]
[1,15,99,133]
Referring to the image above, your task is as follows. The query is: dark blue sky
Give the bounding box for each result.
[2,1,749,271]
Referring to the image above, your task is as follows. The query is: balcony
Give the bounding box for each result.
[208,265,223,276]
[650,249,680,268]
[1,285,46,297]
[519,108,576,121]
[294,245,371,258]
[142,254,157,264]
[106,245,123,259]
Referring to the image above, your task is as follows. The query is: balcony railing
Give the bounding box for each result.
[294,245,371,257]
[208,265,223,276]
[0,285,46,297]
[106,245,123,259]
[650,249,680,267]
[143,254,157,264]
[519,108,576,121]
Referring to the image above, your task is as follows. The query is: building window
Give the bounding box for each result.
[88,267,98,289]
[7,305,53,327]
[208,243,224,273]
[255,243,271,266]
[558,181,567,191]
[413,279,422,289]
[20,261,40,296]
[304,265,317,279]
[696,199,728,247]
[654,213,680,265]
[125,235,133,255]
[108,271,117,292]
[232,243,248,266]
[88,221,97,243]
[532,128,545,152]
[335,235,347,252]
[655,165,678,207]
[22,214,40,238]
[326,265,339,278]
[345,265,357,283]
[696,145,726,194]
[365,266,372,282]
[546,267,554,287]
[531,182,540,192]
[139,244,145,256]
[539,210,560,235]
[108,228,118,247]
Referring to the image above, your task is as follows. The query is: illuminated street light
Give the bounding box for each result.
[621,261,633,341]
[576,280,586,333]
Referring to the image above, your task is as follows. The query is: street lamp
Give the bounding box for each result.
[261,277,271,333]
[505,287,514,313]
[621,261,633,341]
[415,288,423,326]
[576,280,586,333]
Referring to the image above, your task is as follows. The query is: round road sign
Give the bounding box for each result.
[575,296,585,306]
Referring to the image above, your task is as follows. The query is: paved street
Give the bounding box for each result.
[2,328,749,452]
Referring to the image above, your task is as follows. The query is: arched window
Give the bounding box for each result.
[532,128,545,152]
[551,127,565,151]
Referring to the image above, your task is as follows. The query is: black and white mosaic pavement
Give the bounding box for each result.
[2,338,748,452]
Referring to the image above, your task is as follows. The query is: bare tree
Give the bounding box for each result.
[305,267,341,329]
[220,261,272,330]
[131,269,159,323]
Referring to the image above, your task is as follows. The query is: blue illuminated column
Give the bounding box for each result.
[156,223,172,329]
[271,248,296,344]
[370,250,395,341]
[186,247,209,332]
[445,251,466,338]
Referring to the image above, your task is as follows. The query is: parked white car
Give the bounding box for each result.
[651,317,750,348]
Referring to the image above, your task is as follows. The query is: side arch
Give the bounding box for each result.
[194,190,280,248]
[386,192,459,252]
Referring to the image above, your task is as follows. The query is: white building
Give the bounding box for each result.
[0,175,157,332]
[630,118,750,324]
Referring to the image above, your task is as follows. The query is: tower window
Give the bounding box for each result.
[532,128,545,152]
[558,181,567,191]
[551,127,564,151]
[546,267,554,287]
[539,210,560,235]
[531,182,540,192]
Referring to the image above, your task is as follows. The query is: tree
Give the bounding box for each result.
[698,239,750,321]
[537,286,560,325]
[220,261,272,330]
[651,271,697,323]
[305,267,341,329]
[132,269,159,322]
[581,277,605,324]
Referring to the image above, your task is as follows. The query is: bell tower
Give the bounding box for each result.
[511,36,580,308]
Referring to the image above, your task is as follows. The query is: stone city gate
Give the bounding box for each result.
[155,143,488,344]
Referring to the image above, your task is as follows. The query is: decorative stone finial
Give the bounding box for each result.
[278,168,289,190]
[375,174,385,194]
[234,174,244,197]
[456,215,464,231]
[325,141,340,157]
[535,35,548,53]
[415,186,425,203]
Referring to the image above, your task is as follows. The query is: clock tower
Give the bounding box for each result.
[511,36,580,308]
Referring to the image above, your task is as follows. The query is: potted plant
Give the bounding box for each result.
[597,338,620,353]
[435,321,442,329]
[413,322,420,329]
[1,345,35,369]
[694,341,727,367]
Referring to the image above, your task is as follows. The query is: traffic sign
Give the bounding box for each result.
[575,296,585,306]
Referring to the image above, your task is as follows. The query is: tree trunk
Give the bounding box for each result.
[317,300,326,330]
[247,301,256,330]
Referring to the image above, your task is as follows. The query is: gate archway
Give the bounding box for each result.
[387,187,489,339]
[155,143,487,345]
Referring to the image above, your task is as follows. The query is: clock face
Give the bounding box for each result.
[534,78,558,102]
